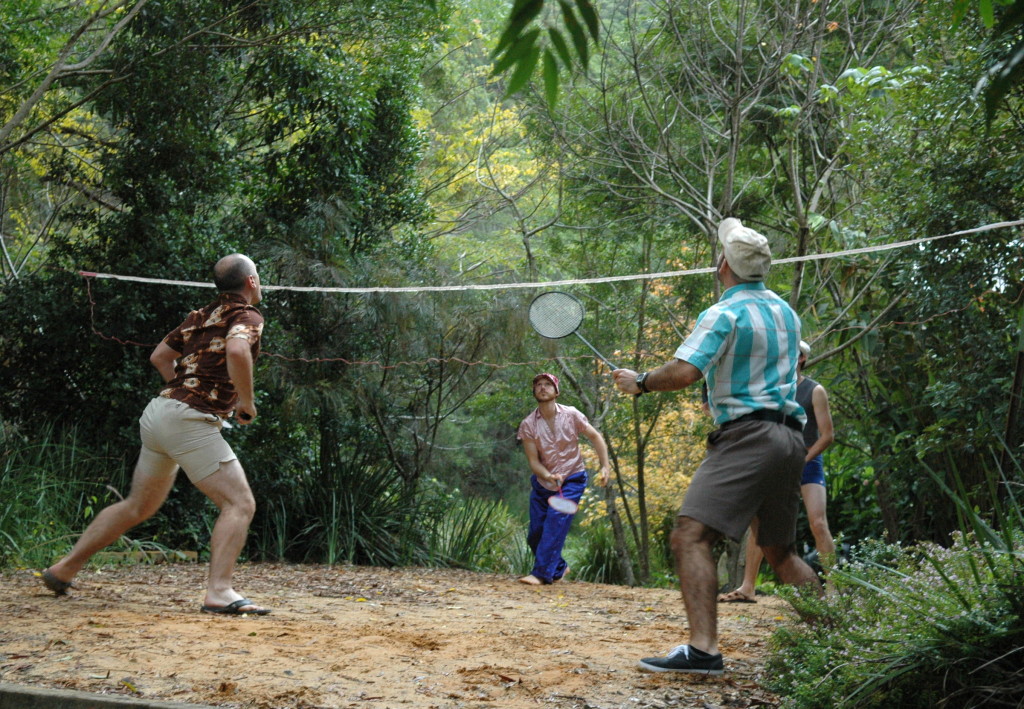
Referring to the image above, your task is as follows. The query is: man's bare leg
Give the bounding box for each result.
[636,516,726,673]
[193,459,263,612]
[763,544,823,596]
[671,515,723,655]
[46,461,177,585]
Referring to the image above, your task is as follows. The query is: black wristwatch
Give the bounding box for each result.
[635,371,650,394]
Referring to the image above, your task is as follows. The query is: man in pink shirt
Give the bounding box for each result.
[516,373,611,585]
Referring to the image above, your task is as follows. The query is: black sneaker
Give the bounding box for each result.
[637,644,724,675]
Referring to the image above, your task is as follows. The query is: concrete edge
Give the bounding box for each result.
[0,682,219,709]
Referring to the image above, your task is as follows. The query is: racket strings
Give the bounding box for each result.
[529,292,585,339]
[549,495,579,514]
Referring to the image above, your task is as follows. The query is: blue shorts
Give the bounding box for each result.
[801,454,826,486]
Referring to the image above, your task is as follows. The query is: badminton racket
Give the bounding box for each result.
[528,291,617,370]
[548,485,579,514]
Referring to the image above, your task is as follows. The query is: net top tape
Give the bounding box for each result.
[78,220,1023,293]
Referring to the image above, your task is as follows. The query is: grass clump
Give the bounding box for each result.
[0,423,131,568]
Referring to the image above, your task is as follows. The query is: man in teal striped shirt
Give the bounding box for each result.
[613,218,822,676]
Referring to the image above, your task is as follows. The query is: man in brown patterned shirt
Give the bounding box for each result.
[41,254,271,615]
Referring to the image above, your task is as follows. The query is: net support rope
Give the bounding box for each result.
[77,220,1023,293]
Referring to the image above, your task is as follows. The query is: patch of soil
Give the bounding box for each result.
[0,564,791,708]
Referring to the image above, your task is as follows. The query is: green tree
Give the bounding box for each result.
[0,0,452,555]
[833,2,1024,541]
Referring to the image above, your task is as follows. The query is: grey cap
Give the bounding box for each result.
[718,218,771,281]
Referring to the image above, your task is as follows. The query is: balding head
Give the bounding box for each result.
[213,254,256,293]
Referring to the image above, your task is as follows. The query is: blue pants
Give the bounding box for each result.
[527,471,587,583]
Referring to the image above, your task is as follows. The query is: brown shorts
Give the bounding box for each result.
[679,419,805,545]
[137,397,237,484]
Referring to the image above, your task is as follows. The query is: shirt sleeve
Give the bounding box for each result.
[517,417,534,442]
[225,308,263,344]
[673,305,733,374]
[571,407,589,435]
[163,321,187,353]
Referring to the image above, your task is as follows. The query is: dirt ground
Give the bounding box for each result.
[0,563,793,708]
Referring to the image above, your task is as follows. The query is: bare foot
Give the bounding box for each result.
[517,575,543,585]
[553,567,570,582]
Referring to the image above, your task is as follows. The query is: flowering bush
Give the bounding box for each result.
[766,487,1024,708]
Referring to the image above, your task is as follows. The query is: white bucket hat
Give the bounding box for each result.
[718,218,771,281]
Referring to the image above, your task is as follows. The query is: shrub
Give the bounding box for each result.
[567,517,649,585]
[766,462,1024,709]
[423,490,521,571]
[0,422,135,568]
[293,451,423,567]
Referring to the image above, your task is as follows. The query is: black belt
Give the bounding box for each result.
[722,409,803,433]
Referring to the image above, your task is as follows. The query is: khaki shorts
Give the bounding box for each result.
[138,397,237,484]
[679,419,805,546]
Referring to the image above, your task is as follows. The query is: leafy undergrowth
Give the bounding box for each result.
[767,530,1024,708]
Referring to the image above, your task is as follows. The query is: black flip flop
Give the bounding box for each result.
[200,598,271,615]
[39,569,74,596]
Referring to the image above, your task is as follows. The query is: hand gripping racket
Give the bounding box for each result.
[528,291,617,369]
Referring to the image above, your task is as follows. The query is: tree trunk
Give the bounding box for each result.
[604,484,636,586]
[717,531,748,592]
